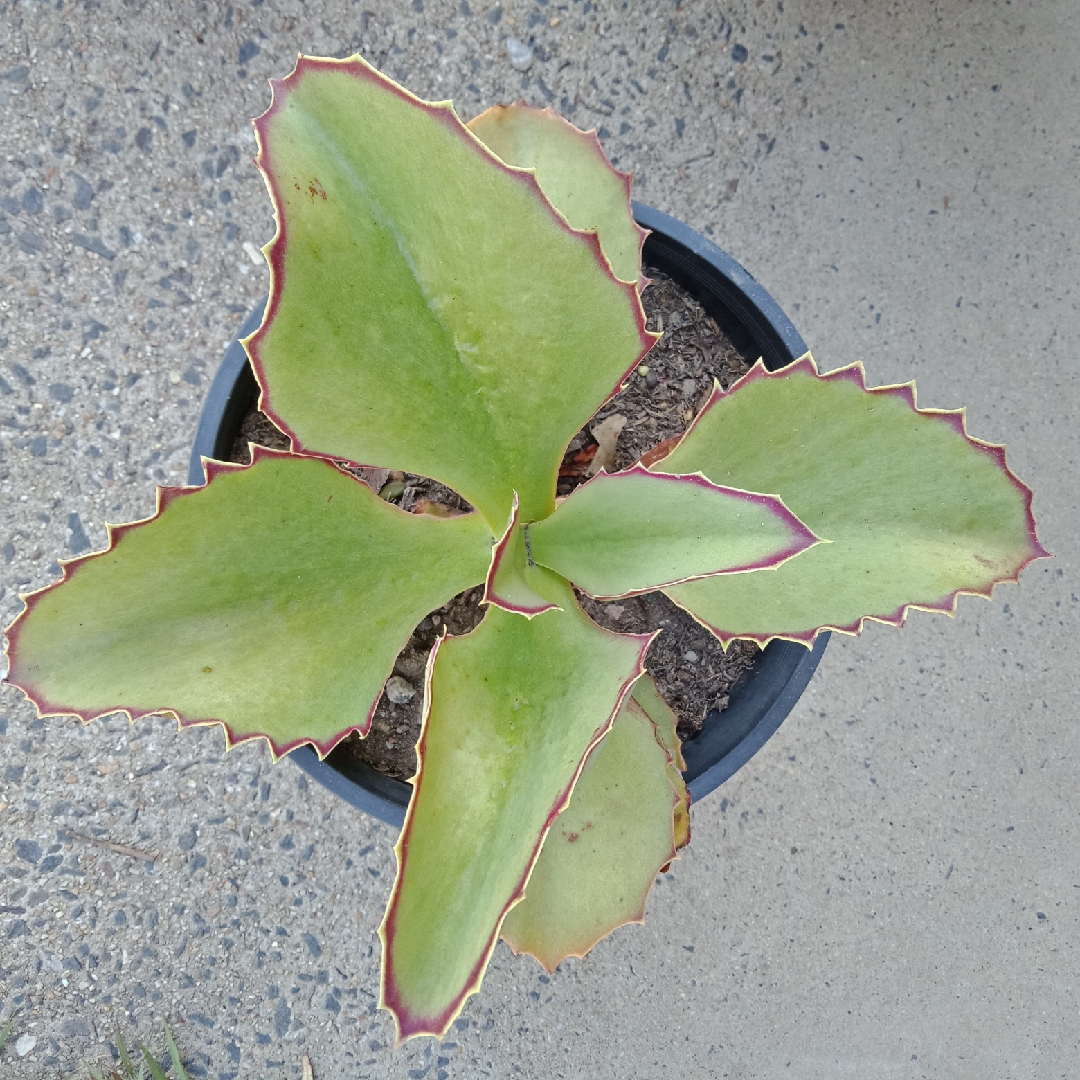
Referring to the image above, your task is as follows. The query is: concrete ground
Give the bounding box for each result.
[1,0,1076,1076]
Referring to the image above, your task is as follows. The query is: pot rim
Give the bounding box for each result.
[189,204,828,828]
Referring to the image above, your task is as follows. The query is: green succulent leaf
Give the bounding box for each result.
[379,576,652,1042]
[660,357,1050,644]
[527,464,819,599]
[466,102,647,286]
[500,694,677,973]
[5,450,492,757]
[249,55,654,529]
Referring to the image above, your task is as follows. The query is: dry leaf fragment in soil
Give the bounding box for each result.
[588,413,628,476]
[559,442,599,478]
[355,466,390,494]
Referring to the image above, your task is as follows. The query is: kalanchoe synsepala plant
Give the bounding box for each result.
[2,56,1048,1043]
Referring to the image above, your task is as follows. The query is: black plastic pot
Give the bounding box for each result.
[189,203,828,828]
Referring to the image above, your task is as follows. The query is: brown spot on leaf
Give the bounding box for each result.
[565,831,580,843]
[308,178,327,201]
[202,666,213,674]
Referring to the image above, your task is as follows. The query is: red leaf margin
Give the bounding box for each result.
[500,693,683,975]
[377,607,657,1044]
[655,353,1052,648]
[466,100,651,292]
[538,462,822,601]
[242,54,659,485]
[1,445,435,763]
[481,492,560,617]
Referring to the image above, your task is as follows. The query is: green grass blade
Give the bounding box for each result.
[138,1043,169,1080]
[116,1031,136,1077]
[163,1023,186,1079]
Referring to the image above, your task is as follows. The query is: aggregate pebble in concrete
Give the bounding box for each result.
[2,1,1079,1078]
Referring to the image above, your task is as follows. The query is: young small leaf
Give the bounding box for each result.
[669,760,691,852]
[632,674,690,849]
[660,357,1049,644]
[528,464,818,599]
[483,493,562,616]
[632,672,686,771]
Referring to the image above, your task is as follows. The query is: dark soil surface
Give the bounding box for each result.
[558,270,755,488]
[230,407,290,461]
[229,269,761,782]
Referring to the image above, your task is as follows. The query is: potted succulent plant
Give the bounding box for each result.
[189,199,833,829]
[2,56,1047,1045]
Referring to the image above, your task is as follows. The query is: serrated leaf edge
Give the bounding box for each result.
[378,609,657,1043]
[243,54,657,485]
[466,100,650,291]
[643,693,691,853]
[0,445,436,763]
[632,672,687,771]
[502,696,681,974]
[657,352,1051,648]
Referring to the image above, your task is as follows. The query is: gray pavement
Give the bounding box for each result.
[1,0,1077,1077]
